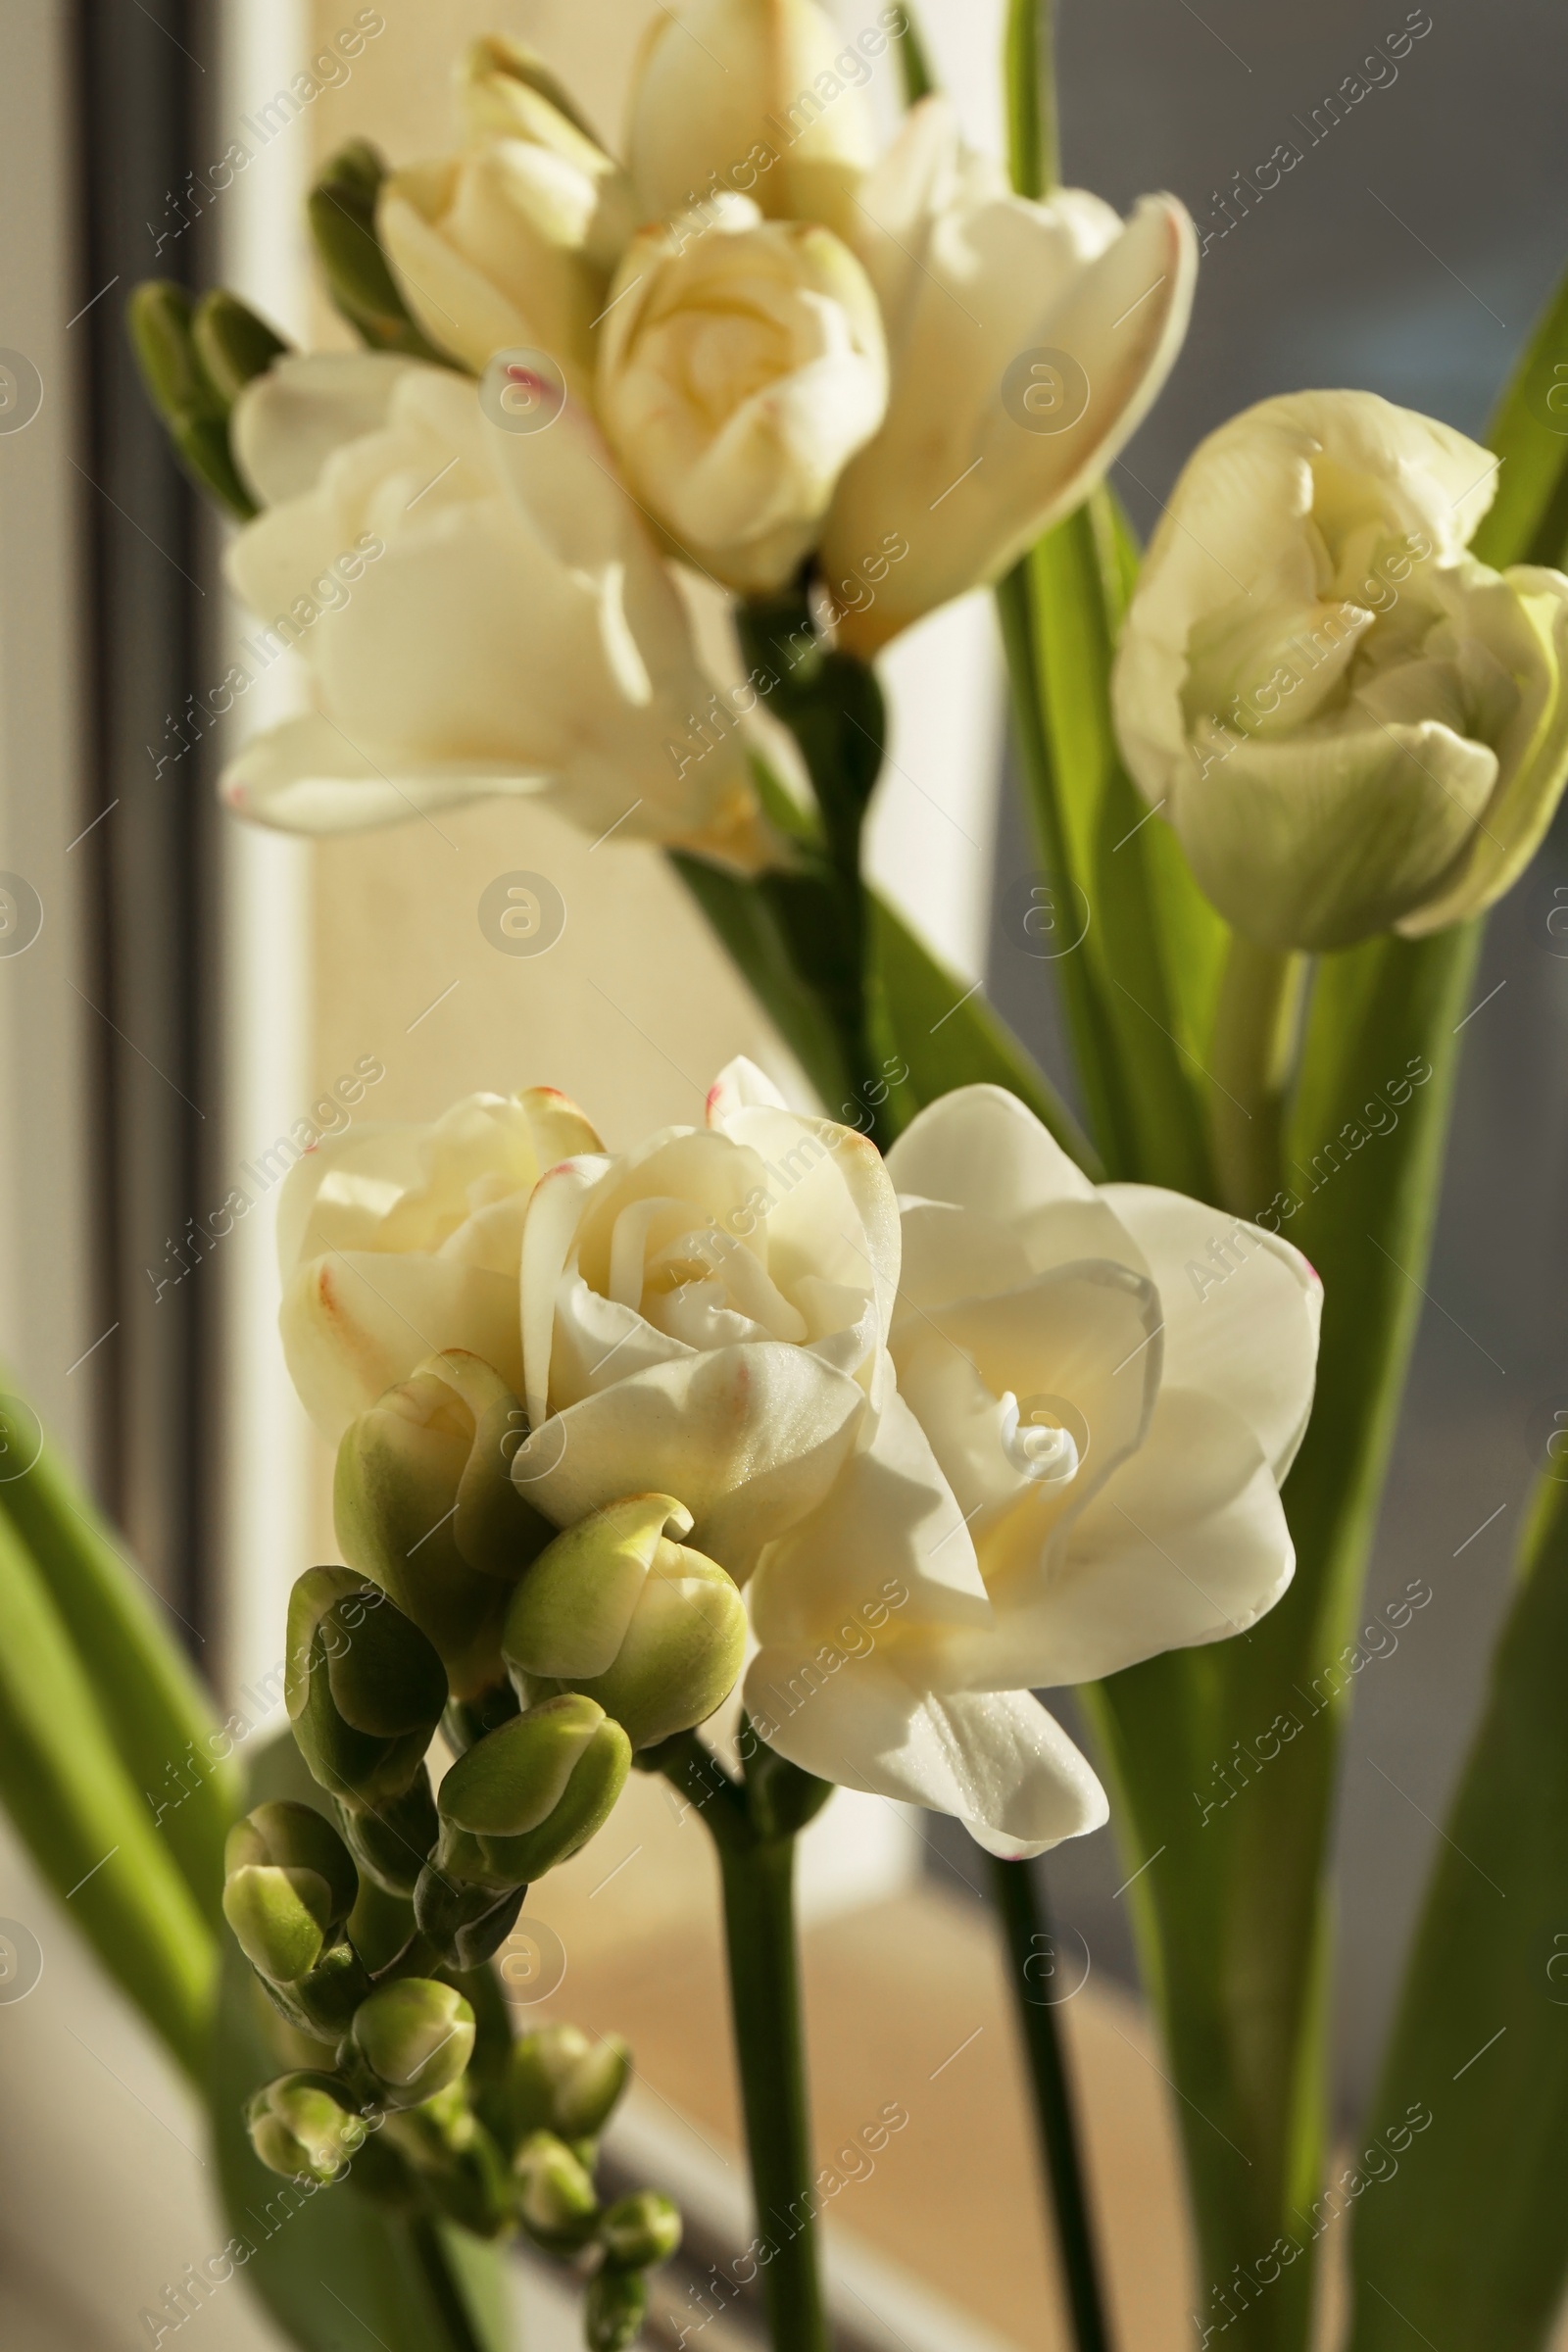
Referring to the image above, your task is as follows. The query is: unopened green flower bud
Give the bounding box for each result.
[310,140,451,363]
[351,1979,476,2111]
[335,1354,552,1699]
[504,1495,747,1750]
[335,1769,441,1898]
[247,2074,367,2184]
[514,2129,599,2248]
[287,1568,447,1809]
[124,281,257,519]
[507,2024,630,2144]
[414,1871,525,1974]
[221,1801,358,1984]
[431,1694,630,1891]
[585,2265,650,2352]
[380,2083,514,2238]
[600,2188,682,2272]
[190,288,288,403]
[347,1874,417,1975]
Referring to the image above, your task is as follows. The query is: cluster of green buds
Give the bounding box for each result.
[506,2026,681,2351]
[227,1799,680,2342]
[222,1350,754,2345]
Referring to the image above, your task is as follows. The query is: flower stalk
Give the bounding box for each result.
[1208,934,1306,1219]
[738,589,907,1149]
[657,1729,832,2352]
[989,1857,1112,2352]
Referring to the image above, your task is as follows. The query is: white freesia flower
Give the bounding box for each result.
[743,1079,1321,1856]
[1111,389,1568,949]
[505,1059,900,1574]
[820,97,1197,652]
[277,1087,603,1443]
[221,352,761,858]
[379,36,638,379]
[598,196,888,593]
[625,0,878,240]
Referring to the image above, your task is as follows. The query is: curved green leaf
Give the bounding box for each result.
[0,1392,239,1924]
[999,495,1227,1195]
[1348,1474,1568,2349]
[1472,261,1568,571]
[871,893,1098,1170]
[0,1507,214,2075]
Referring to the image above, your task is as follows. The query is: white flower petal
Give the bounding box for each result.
[887,1083,1097,1224]
[281,1250,525,1444]
[231,353,424,507]
[519,1157,614,1426]
[220,712,551,836]
[721,1107,901,1355]
[958,1388,1294,1689]
[1101,1184,1321,1478]
[707,1056,789,1122]
[508,1343,865,1573]
[746,1660,1106,1859]
[749,1383,992,1645]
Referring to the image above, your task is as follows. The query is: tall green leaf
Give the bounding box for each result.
[1347,1475,1568,2349]
[872,894,1098,1169]
[0,1396,239,1924]
[1086,922,1481,2349]
[1001,496,1227,1195]
[1471,259,1568,571]
[0,1506,214,2076]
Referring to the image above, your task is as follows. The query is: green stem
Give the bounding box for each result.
[717,1835,828,2352]
[895,2,937,103]
[989,1857,1113,2352]
[654,1733,829,2352]
[1005,0,1059,197]
[738,593,906,1150]
[1207,934,1305,1217]
[409,2215,490,2352]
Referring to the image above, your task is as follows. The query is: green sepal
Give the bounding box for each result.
[125,280,258,518]
[431,1694,631,1891]
[413,1872,525,1973]
[287,1568,447,1809]
[191,288,289,402]
[310,141,455,364]
[335,1769,440,1898]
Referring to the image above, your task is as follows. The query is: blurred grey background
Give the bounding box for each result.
[954,0,1568,2123]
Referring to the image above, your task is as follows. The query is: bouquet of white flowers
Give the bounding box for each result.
[5,7,1568,2352]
